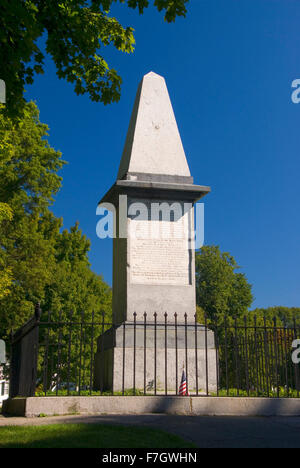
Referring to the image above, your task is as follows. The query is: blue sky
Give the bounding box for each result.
[25,0,300,309]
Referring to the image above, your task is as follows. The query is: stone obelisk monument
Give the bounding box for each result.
[94,72,216,393]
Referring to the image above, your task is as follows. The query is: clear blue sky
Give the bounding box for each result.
[25,0,300,309]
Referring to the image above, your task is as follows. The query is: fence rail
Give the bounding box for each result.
[8,305,300,398]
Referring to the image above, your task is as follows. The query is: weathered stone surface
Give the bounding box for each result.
[112,197,196,324]
[0,340,6,364]
[94,325,217,393]
[0,80,5,104]
[4,396,300,418]
[94,348,217,394]
[118,72,191,181]
[96,324,216,350]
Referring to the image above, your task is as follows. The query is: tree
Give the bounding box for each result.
[0,102,65,334]
[250,306,300,327]
[1,0,190,116]
[0,203,13,300]
[195,245,253,323]
[44,223,112,321]
[0,102,112,338]
[38,223,112,391]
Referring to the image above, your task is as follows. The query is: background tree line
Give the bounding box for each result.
[196,245,300,326]
[0,102,112,339]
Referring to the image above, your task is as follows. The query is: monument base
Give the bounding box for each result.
[94,324,217,393]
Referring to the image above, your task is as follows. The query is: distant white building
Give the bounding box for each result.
[0,366,9,405]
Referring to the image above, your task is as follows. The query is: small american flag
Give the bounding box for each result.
[179,369,189,396]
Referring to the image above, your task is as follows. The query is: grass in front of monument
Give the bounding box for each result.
[212,388,299,398]
[0,424,196,448]
[35,388,300,398]
[35,389,145,397]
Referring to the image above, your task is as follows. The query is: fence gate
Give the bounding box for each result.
[10,305,41,398]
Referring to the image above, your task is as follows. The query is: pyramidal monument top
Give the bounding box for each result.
[118,71,191,183]
[100,71,210,205]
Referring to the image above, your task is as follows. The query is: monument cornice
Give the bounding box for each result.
[99,179,211,206]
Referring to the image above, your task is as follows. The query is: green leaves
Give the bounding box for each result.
[0,200,13,301]
[196,245,253,322]
[0,0,45,116]
[1,0,189,117]
[126,0,188,21]
[0,203,13,223]
[0,102,112,337]
[153,0,189,22]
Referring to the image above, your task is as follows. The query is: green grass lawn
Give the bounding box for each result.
[0,424,196,448]
[35,389,145,397]
[212,387,300,398]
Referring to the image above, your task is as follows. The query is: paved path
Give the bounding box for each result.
[1,414,300,448]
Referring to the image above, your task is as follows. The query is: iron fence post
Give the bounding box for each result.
[10,302,41,398]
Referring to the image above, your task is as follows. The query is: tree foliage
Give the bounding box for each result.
[0,101,63,333]
[249,306,300,327]
[0,0,190,116]
[0,202,13,300]
[0,102,111,337]
[44,223,112,321]
[196,245,253,322]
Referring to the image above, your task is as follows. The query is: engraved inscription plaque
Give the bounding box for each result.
[129,216,191,286]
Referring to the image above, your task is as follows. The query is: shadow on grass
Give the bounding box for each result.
[0,423,196,449]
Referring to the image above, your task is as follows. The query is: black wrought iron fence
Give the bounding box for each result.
[8,305,300,398]
[214,316,300,397]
